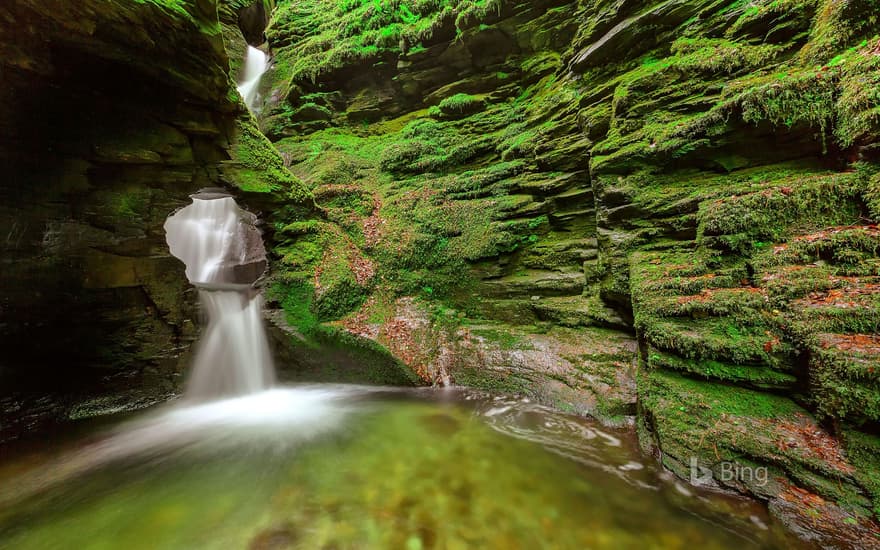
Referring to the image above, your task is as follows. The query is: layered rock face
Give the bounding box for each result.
[0,0,300,440]
[255,0,880,535]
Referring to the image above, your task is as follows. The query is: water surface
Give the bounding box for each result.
[0,386,804,549]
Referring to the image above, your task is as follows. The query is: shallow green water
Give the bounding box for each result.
[0,386,804,549]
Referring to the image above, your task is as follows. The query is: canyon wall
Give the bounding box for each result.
[254,0,880,536]
[0,0,301,440]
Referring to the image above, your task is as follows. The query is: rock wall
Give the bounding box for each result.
[0,0,304,441]
[255,0,880,537]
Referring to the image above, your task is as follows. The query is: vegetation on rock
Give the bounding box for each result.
[242,0,880,533]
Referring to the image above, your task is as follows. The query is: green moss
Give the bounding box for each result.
[307,324,422,385]
[867,172,880,221]
[134,0,192,18]
[638,369,872,507]
[453,363,532,395]
[316,274,370,321]
[670,37,783,75]
[221,21,248,76]
[228,116,313,200]
[810,341,880,423]
[647,348,796,389]
[642,367,802,422]
[112,188,152,219]
[726,0,819,42]
[697,171,864,254]
[629,250,744,297]
[753,226,880,276]
[274,219,372,322]
[272,114,507,312]
[469,325,531,351]
[843,429,880,518]
[640,317,793,367]
[269,278,419,385]
[799,0,880,64]
[728,68,837,139]
[315,186,374,216]
[835,48,880,147]
[379,139,444,175]
[436,93,485,118]
[257,2,880,516]
[267,0,509,84]
[269,280,320,335]
[587,22,880,174]
[640,285,768,321]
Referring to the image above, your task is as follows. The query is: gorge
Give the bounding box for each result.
[1,0,880,548]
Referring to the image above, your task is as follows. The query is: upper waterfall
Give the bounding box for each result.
[237,46,270,112]
[164,192,267,287]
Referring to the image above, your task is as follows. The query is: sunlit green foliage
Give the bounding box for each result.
[267,0,504,82]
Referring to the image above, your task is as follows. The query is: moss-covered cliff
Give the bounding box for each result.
[250,0,880,538]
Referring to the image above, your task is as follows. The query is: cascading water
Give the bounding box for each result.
[237,45,269,112]
[164,191,274,401]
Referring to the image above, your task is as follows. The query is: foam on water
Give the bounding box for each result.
[470,393,655,489]
[0,387,367,508]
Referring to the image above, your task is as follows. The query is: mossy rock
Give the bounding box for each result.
[640,369,870,511]
[646,347,797,390]
[842,429,880,518]
[225,115,313,201]
[433,93,486,119]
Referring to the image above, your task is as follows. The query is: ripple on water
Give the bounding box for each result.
[470,393,658,490]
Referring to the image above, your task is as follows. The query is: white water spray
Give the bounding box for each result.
[164,191,274,401]
[237,46,269,112]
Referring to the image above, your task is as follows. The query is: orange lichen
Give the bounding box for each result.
[819,333,880,354]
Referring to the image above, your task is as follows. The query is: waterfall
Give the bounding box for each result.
[237,46,269,112]
[186,290,274,400]
[164,191,275,401]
